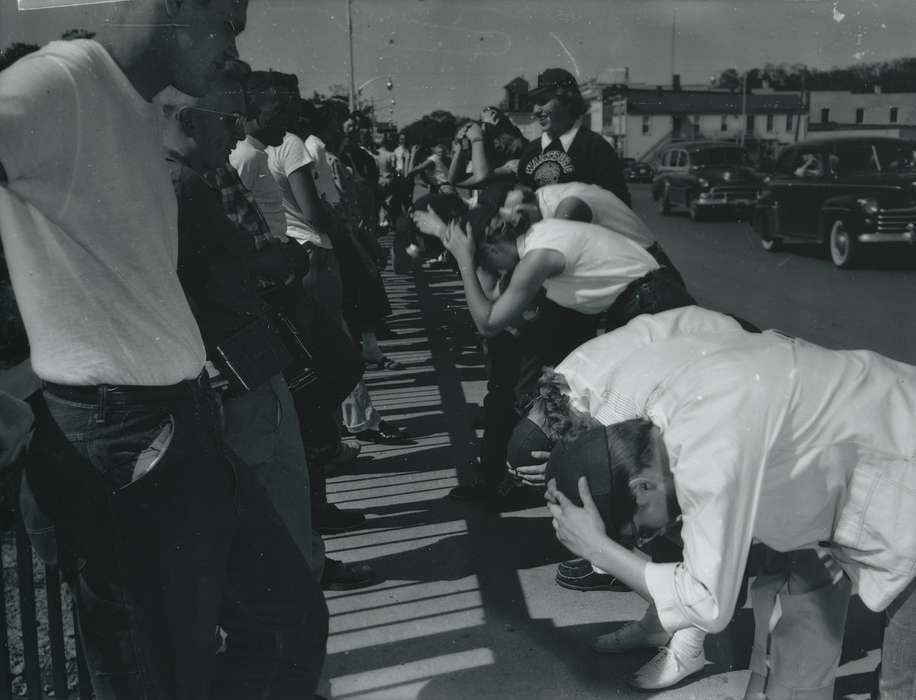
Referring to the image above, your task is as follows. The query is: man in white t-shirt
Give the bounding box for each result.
[493,181,684,286]
[229,75,289,239]
[0,4,328,698]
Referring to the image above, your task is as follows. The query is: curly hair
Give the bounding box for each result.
[524,368,599,444]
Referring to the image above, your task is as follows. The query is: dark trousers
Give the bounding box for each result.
[478,300,600,485]
[478,331,523,486]
[22,377,328,700]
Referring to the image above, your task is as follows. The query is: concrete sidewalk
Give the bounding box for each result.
[318,263,881,700]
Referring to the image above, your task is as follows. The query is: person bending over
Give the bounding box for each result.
[544,309,916,700]
[506,306,748,689]
[494,181,683,285]
[412,205,693,395]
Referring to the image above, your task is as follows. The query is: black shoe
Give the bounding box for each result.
[557,557,592,578]
[555,567,630,592]
[317,504,367,535]
[355,420,412,444]
[321,558,378,591]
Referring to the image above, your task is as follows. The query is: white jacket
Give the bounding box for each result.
[555,307,916,633]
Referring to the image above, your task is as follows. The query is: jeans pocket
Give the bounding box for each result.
[86,411,175,493]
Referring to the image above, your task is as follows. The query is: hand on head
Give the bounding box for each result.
[546,477,608,561]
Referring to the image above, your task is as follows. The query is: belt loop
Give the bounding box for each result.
[95,385,108,425]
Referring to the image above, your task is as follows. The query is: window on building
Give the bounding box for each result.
[746,114,756,133]
[766,114,774,132]
[720,114,728,132]
[821,108,830,123]
[641,115,650,135]
[855,108,864,124]
[890,107,899,123]
[786,113,794,131]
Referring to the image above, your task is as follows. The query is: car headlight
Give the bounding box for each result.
[858,198,880,216]
[698,177,709,189]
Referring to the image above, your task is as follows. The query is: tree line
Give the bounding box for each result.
[715,58,916,93]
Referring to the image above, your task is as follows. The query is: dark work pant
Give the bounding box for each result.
[514,298,602,406]
[603,267,697,332]
[22,378,328,700]
[477,300,600,485]
[478,331,524,486]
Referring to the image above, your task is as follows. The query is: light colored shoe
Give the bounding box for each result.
[592,620,671,654]
[628,645,706,690]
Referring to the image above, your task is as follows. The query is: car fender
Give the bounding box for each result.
[818,198,857,243]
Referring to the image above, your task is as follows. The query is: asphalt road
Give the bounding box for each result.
[629,183,916,364]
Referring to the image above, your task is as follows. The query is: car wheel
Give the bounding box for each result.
[657,186,671,216]
[688,195,704,222]
[828,218,858,268]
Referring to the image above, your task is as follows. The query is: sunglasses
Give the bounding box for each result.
[181,106,247,139]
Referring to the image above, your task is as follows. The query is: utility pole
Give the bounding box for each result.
[669,9,677,81]
[794,70,806,143]
[346,0,357,112]
[740,71,748,147]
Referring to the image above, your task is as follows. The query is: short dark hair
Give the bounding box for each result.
[605,419,661,536]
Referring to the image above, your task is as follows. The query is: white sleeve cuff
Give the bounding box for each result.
[644,562,689,634]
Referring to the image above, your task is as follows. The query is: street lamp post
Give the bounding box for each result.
[346,0,357,112]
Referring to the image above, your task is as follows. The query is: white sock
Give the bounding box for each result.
[667,627,706,658]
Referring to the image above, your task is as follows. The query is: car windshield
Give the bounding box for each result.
[690,148,749,167]
[833,141,916,175]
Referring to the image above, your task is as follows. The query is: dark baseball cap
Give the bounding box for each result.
[528,68,581,102]
[506,417,554,469]
[545,425,625,539]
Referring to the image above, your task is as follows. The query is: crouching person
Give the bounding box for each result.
[543,308,916,699]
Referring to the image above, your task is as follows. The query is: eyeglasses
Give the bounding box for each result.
[180,106,247,138]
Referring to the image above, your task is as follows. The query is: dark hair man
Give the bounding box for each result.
[516,68,631,206]
[0,1,330,697]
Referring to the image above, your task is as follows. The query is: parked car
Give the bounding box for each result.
[753,136,916,268]
[622,158,654,183]
[651,141,763,221]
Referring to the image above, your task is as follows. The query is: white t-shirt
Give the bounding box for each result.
[516,219,658,314]
[536,182,654,249]
[266,132,332,249]
[230,135,287,240]
[303,135,341,210]
[0,40,205,386]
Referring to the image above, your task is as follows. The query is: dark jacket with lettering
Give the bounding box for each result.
[517,128,631,207]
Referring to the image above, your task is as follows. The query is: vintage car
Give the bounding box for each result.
[651,141,763,221]
[753,136,916,268]
[622,158,654,183]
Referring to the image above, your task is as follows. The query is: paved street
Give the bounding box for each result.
[318,214,897,699]
[629,184,916,363]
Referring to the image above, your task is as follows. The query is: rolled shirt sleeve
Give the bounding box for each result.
[643,368,771,634]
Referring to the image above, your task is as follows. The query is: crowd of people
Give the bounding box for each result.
[0,1,913,699]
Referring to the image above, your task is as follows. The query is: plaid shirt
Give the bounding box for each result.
[204,164,294,289]
[205,165,287,248]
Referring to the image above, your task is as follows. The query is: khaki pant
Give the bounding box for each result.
[746,549,851,700]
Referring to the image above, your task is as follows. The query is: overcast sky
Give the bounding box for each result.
[4,0,916,124]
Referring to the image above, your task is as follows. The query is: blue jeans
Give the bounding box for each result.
[22,375,328,700]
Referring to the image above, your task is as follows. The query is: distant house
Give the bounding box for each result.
[607,83,808,162]
[807,89,916,141]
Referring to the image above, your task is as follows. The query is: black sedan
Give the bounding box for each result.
[623,158,654,183]
[652,141,763,221]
